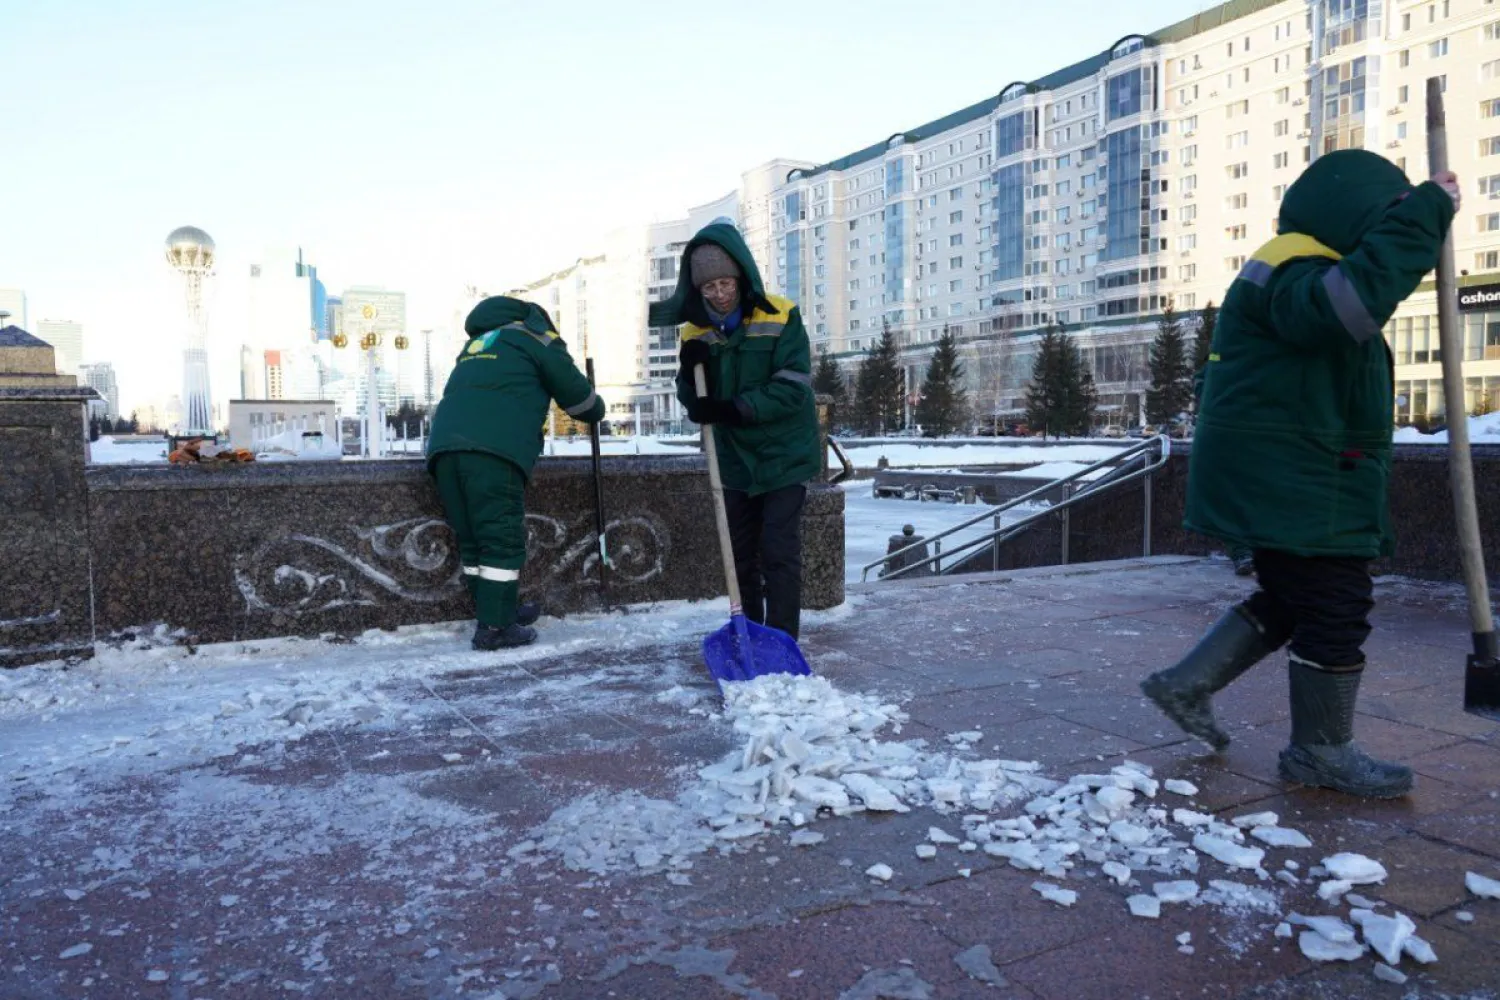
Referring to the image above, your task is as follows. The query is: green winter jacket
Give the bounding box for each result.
[426,297,605,479]
[1186,150,1455,558]
[655,224,821,496]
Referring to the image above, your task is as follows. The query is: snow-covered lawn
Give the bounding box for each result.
[839,441,1124,469]
[87,436,168,464]
[1394,410,1500,444]
[842,479,1046,582]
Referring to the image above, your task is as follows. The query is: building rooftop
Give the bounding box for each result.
[0,325,51,349]
[793,0,1287,181]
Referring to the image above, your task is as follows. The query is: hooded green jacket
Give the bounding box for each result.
[426,297,605,478]
[655,223,821,496]
[1185,150,1455,558]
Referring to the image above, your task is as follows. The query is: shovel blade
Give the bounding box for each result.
[703,615,811,687]
[1464,654,1500,721]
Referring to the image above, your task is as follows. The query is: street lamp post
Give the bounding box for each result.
[332,304,409,458]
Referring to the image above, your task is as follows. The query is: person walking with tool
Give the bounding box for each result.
[651,219,821,641]
[427,296,605,650]
[1141,150,1459,798]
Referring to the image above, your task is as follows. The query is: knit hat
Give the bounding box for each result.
[689,243,740,288]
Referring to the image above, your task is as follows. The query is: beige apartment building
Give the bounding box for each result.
[770,0,1500,426]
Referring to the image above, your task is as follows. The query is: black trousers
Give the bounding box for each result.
[723,485,806,639]
[1242,550,1374,668]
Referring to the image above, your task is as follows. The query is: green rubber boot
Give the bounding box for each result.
[1278,656,1413,799]
[1141,607,1279,749]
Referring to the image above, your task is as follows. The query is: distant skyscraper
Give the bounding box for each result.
[264,350,285,399]
[0,289,27,331]
[164,226,216,434]
[244,247,320,398]
[79,362,120,420]
[325,296,342,343]
[35,319,83,376]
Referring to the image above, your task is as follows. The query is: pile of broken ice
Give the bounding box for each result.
[512,675,1495,984]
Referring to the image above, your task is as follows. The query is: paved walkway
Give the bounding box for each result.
[2,558,1497,999]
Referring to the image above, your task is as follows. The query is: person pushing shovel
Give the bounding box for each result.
[1142,150,1459,798]
[650,220,821,641]
[427,296,605,650]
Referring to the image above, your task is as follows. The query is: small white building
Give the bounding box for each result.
[227,399,339,454]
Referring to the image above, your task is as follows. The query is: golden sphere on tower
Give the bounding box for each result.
[332,333,348,348]
[394,335,409,350]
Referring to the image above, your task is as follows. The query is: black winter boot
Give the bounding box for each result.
[472,623,537,651]
[516,602,541,627]
[1141,607,1279,749]
[1279,656,1412,798]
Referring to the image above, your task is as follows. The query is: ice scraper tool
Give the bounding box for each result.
[693,363,811,687]
[585,358,613,610]
[1427,78,1500,719]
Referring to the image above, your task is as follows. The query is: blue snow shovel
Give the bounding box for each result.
[693,363,811,687]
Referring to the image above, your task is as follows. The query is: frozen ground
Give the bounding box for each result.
[840,440,1123,469]
[87,436,169,464]
[1394,411,1500,445]
[2,560,1496,998]
[841,479,1045,582]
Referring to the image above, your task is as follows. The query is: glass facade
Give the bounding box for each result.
[785,190,802,223]
[991,163,1025,282]
[1321,0,1370,56]
[1103,128,1146,262]
[996,111,1029,158]
[884,201,905,314]
[785,230,803,306]
[1107,69,1145,122]
[1321,56,1371,154]
[885,157,906,199]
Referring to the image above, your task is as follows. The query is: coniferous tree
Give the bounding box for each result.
[1057,325,1098,436]
[1147,304,1194,426]
[914,328,968,437]
[1193,301,1218,372]
[855,324,905,435]
[1026,323,1095,438]
[812,351,848,407]
[88,415,102,442]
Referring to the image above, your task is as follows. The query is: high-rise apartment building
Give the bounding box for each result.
[244,248,322,399]
[79,361,120,420]
[36,319,83,376]
[0,289,27,331]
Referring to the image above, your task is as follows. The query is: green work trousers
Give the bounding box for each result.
[432,452,527,628]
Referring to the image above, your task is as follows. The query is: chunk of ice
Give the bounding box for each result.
[59,943,92,960]
[1403,935,1437,965]
[915,844,938,860]
[1127,894,1161,918]
[928,827,960,845]
[865,863,894,882]
[789,830,825,847]
[1192,834,1265,870]
[1298,931,1366,962]
[1466,871,1500,900]
[1173,808,1214,828]
[1288,913,1356,943]
[1250,826,1312,849]
[1321,853,1387,885]
[1231,811,1279,829]
[1153,880,1200,903]
[1032,882,1077,907]
[1352,910,1416,965]
[1101,861,1132,886]
[1163,779,1198,797]
[1372,963,1407,985]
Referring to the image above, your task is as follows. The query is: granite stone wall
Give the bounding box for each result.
[84,457,846,648]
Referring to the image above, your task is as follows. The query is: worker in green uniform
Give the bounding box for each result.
[426,296,605,650]
[651,219,822,640]
[1142,150,1459,798]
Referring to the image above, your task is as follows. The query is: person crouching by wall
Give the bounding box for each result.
[426,297,605,650]
[650,220,821,640]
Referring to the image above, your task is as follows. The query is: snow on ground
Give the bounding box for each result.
[1394,410,1500,444]
[87,436,168,464]
[842,479,1045,582]
[839,441,1124,469]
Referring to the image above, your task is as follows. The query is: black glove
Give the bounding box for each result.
[679,339,711,371]
[687,398,745,426]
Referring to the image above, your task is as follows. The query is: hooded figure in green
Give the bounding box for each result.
[653,220,821,639]
[427,296,605,650]
[1141,150,1458,799]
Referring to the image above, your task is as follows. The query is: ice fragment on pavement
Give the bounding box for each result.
[1163,779,1198,797]
[958,841,977,852]
[63,889,85,901]
[928,826,960,845]
[1349,909,1416,965]
[1284,860,1300,871]
[953,944,1009,987]
[1176,932,1192,945]
[1108,821,1152,847]
[789,830,825,847]
[1317,879,1353,902]
[1466,871,1500,899]
[1094,786,1135,814]
[958,868,971,877]
[1032,882,1077,907]
[146,971,169,982]
[1288,912,1357,943]
[441,753,463,763]
[1322,852,1387,885]
[915,844,938,860]
[59,943,92,960]
[1403,935,1437,965]
[1456,911,1475,923]
[865,863,894,882]
[1173,808,1214,828]
[1372,963,1408,985]
[1250,826,1312,849]
[1344,892,1380,909]
[1274,923,1293,939]
[1127,894,1161,918]
[219,894,240,907]
[1153,880,1200,903]
[1192,833,1265,870]
[1101,861,1132,886]
[1231,811,1279,829]
[1298,931,1366,962]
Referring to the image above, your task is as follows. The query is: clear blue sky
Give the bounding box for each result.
[0,0,1215,413]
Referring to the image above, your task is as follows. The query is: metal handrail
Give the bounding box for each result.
[860,435,1172,582]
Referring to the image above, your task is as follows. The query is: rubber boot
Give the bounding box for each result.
[1141,607,1279,749]
[1232,552,1256,577]
[472,623,537,651]
[516,602,541,628]
[1279,656,1413,798]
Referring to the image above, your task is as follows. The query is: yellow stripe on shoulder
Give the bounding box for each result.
[682,324,712,341]
[757,295,796,323]
[1252,233,1342,268]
